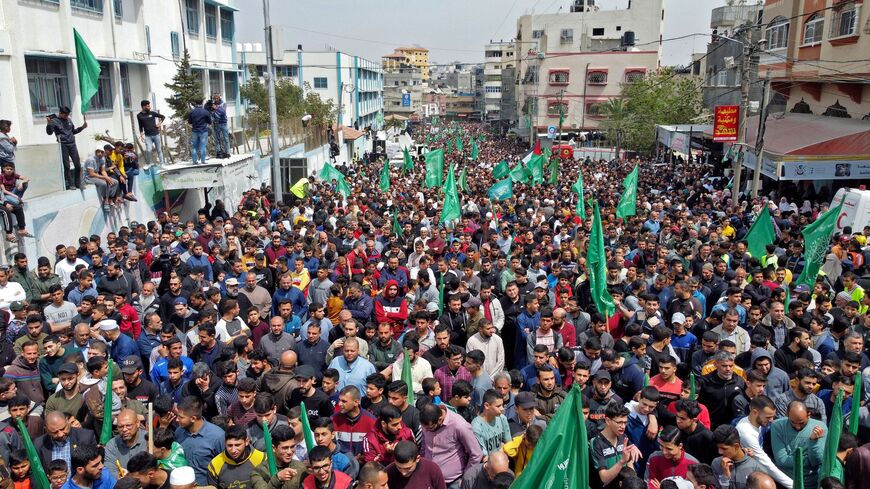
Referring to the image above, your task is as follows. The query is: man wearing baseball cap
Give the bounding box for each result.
[507,391,547,436]
[287,365,334,420]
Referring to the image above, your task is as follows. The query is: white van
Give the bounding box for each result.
[831,187,870,234]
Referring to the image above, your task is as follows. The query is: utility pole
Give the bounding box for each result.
[732,41,751,205]
[751,69,771,199]
[263,0,282,202]
[556,89,565,162]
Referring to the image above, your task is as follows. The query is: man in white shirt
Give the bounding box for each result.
[466,319,505,380]
[54,246,88,287]
[735,395,793,488]
[0,267,26,310]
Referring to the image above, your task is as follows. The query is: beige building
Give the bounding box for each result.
[758,0,870,118]
[382,46,430,80]
[514,0,664,136]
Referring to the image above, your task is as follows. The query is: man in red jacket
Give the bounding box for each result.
[363,404,415,465]
[332,385,377,459]
[303,445,352,489]
[374,280,409,338]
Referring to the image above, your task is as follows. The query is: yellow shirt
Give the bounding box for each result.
[110,151,125,175]
[290,269,310,293]
[503,434,534,477]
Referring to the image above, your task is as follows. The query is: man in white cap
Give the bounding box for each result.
[99,319,141,364]
[169,466,196,489]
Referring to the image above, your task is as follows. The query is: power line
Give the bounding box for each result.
[491,0,522,41]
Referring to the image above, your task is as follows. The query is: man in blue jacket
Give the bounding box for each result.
[99,319,140,364]
[211,94,230,159]
[187,100,212,165]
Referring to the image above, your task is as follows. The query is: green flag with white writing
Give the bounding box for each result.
[74,29,102,113]
[527,154,544,185]
[615,164,639,219]
[403,146,414,174]
[795,198,845,288]
[471,138,479,160]
[492,160,510,179]
[588,202,615,316]
[424,149,444,188]
[459,167,468,192]
[572,173,585,216]
[487,178,513,201]
[511,385,588,489]
[379,161,390,192]
[509,162,529,184]
[455,137,463,152]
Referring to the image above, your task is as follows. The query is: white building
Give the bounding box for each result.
[483,41,516,123]
[515,0,664,136]
[0,0,241,153]
[240,48,384,130]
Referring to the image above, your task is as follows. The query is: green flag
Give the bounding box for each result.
[487,178,513,201]
[441,165,461,224]
[446,138,452,153]
[392,211,403,238]
[74,29,102,113]
[689,372,697,400]
[456,137,463,152]
[438,275,445,316]
[17,418,51,489]
[587,203,615,316]
[794,447,804,489]
[379,161,390,192]
[402,348,416,406]
[527,154,544,185]
[615,165,639,219]
[459,167,468,192]
[262,420,278,476]
[403,146,414,174]
[795,198,845,288]
[572,173,585,216]
[850,372,862,435]
[511,385,588,489]
[548,155,559,186]
[820,388,843,482]
[746,206,776,259]
[643,373,649,387]
[100,359,115,445]
[299,401,316,453]
[509,162,528,183]
[320,162,350,196]
[492,160,510,179]
[471,138,479,160]
[424,149,444,188]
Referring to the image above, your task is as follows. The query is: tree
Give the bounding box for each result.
[164,50,203,119]
[239,76,336,128]
[599,98,632,159]
[619,68,704,153]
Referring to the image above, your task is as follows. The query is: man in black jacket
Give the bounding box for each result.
[35,410,96,469]
[45,107,87,190]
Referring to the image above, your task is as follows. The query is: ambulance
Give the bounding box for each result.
[831,187,870,234]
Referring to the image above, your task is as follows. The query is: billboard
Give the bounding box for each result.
[713,105,739,142]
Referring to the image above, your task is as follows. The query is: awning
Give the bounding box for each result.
[333,125,364,141]
[655,124,713,153]
[741,113,870,181]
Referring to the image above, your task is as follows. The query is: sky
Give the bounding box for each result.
[236,0,727,67]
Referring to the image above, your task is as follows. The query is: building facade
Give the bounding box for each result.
[702,3,764,111]
[241,49,384,130]
[758,0,870,118]
[483,42,516,123]
[0,0,241,151]
[383,69,423,118]
[514,0,664,135]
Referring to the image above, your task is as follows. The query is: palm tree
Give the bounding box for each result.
[600,98,631,159]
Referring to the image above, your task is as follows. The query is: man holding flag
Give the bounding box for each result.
[250,424,307,489]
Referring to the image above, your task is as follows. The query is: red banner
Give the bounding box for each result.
[713,105,739,142]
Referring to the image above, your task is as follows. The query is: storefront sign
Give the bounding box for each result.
[713,105,739,142]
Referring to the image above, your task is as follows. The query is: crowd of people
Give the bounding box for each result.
[0,119,868,489]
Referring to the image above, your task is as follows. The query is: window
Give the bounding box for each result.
[119,63,131,110]
[560,29,573,43]
[547,101,568,116]
[71,0,103,13]
[224,72,238,103]
[715,70,727,87]
[830,4,860,38]
[592,27,605,36]
[220,9,234,43]
[549,70,569,85]
[313,77,328,89]
[587,71,607,84]
[485,86,502,93]
[186,0,199,35]
[624,70,645,83]
[523,65,538,84]
[145,26,152,55]
[585,102,606,117]
[26,57,71,116]
[113,0,122,18]
[90,62,113,112]
[765,16,789,49]
[802,13,823,45]
[191,68,205,94]
[278,66,298,78]
[205,4,217,39]
[485,74,502,82]
[170,32,180,59]
[532,29,544,39]
[208,71,221,97]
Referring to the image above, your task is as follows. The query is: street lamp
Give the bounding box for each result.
[263,0,282,202]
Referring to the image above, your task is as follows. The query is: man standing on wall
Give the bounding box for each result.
[137,100,166,168]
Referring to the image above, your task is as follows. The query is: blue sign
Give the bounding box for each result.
[402,93,411,107]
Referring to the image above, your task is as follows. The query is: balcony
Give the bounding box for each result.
[710,4,761,30]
